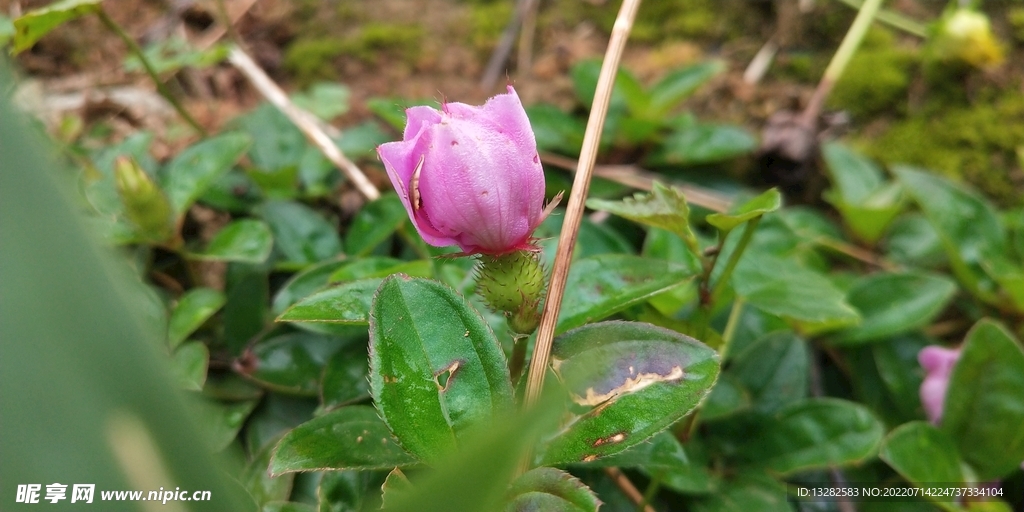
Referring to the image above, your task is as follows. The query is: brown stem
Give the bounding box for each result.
[605,467,657,512]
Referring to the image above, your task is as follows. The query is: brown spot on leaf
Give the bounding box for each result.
[592,432,627,447]
[435,360,461,391]
[571,365,684,406]
[582,455,598,462]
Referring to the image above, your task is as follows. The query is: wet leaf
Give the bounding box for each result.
[167,287,226,349]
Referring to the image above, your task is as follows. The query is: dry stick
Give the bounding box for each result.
[227,47,381,201]
[480,0,538,91]
[516,0,541,77]
[523,0,642,407]
[799,0,885,126]
[605,468,657,512]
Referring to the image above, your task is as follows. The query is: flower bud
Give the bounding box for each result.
[932,8,1004,69]
[114,156,174,241]
[377,86,548,255]
[918,345,960,424]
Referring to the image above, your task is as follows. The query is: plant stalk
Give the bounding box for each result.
[709,217,761,305]
[97,9,207,136]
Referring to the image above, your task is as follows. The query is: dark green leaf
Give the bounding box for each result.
[884,213,946,268]
[691,472,791,512]
[729,331,808,413]
[894,166,1006,302]
[558,254,700,333]
[586,182,698,252]
[337,121,392,159]
[167,287,226,349]
[824,183,905,244]
[243,435,295,507]
[525,104,585,155]
[195,219,274,264]
[199,399,258,451]
[701,374,751,422]
[540,321,719,465]
[259,200,343,268]
[579,431,717,494]
[880,421,963,488]
[733,255,860,332]
[380,468,414,509]
[658,122,757,166]
[233,104,306,173]
[647,60,724,117]
[161,132,251,215]
[271,260,349,316]
[277,278,383,325]
[330,259,431,283]
[345,194,407,256]
[570,60,629,112]
[506,468,600,512]
[706,188,782,233]
[320,342,370,410]
[369,275,513,463]
[872,334,928,421]
[242,332,347,395]
[821,142,885,204]
[11,0,101,54]
[171,341,209,391]
[270,406,416,474]
[740,399,884,475]
[835,272,956,345]
[222,262,270,353]
[941,320,1024,480]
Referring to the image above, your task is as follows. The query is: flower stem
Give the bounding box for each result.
[720,297,745,361]
[96,9,207,136]
[508,334,529,386]
[709,217,760,306]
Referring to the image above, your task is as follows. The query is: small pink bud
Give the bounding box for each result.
[918,345,961,424]
[377,86,547,255]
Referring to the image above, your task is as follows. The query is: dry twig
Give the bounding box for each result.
[522,0,642,407]
[605,467,657,512]
[227,47,381,201]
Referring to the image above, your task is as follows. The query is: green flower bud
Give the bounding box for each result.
[114,156,174,241]
[475,250,546,334]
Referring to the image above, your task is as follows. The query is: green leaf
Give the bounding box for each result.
[579,431,717,494]
[11,0,101,54]
[271,260,349,316]
[701,374,751,422]
[124,37,228,74]
[167,287,226,349]
[880,421,964,488]
[825,183,905,244]
[873,334,928,421]
[740,398,884,475]
[366,97,436,132]
[194,219,274,264]
[586,182,698,253]
[161,132,251,215]
[558,254,700,333]
[330,259,431,283]
[232,104,306,174]
[506,468,601,512]
[884,213,946,268]
[570,60,629,112]
[691,472,791,512]
[941,320,1024,480]
[320,341,370,410]
[835,272,956,345]
[647,60,724,117]
[259,200,343,268]
[345,194,407,256]
[658,122,757,166]
[729,331,808,413]
[540,321,720,465]
[242,332,347,395]
[243,435,295,507]
[733,255,860,332]
[894,166,1006,302]
[525,104,585,155]
[369,275,513,463]
[380,468,414,509]
[277,278,383,325]
[0,15,15,46]
[171,341,209,391]
[821,142,886,204]
[291,82,351,121]
[199,399,258,451]
[706,189,782,233]
[270,405,416,474]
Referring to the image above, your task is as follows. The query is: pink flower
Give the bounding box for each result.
[377,86,548,255]
[918,345,961,424]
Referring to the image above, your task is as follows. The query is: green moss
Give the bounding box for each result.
[1008,7,1024,43]
[464,2,513,53]
[868,94,1024,206]
[284,23,424,85]
[828,29,915,119]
